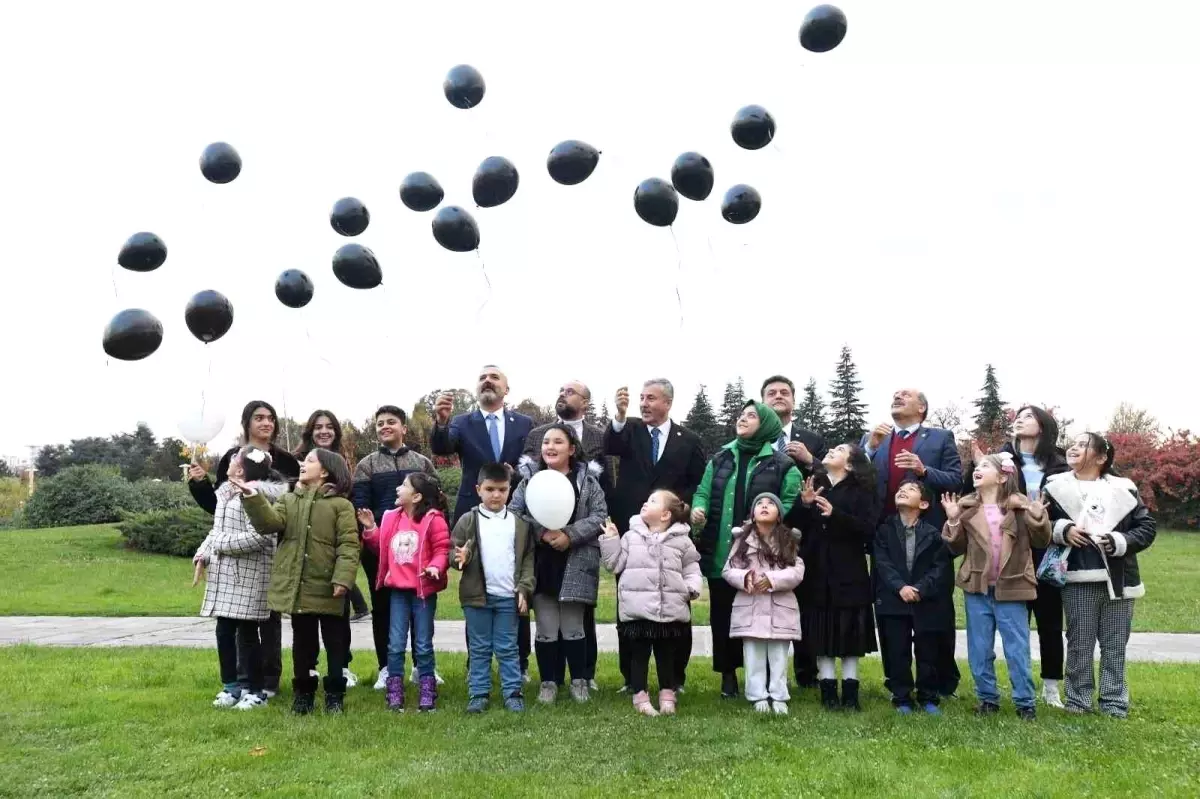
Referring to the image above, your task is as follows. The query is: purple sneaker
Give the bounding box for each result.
[385,675,405,712]
[418,674,438,712]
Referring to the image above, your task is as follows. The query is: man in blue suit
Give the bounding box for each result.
[863,387,962,698]
[431,365,534,525]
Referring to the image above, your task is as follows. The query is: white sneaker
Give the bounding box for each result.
[588,679,599,692]
[522,670,531,684]
[771,701,789,715]
[435,671,444,686]
[309,669,321,679]
[212,690,240,708]
[263,688,277,699]
[344,668,358,688]
[410,669,446,686]
[1043,679,1064,708]
[235,692,268,711]
[753,700,771,713]
[374,667,388,690]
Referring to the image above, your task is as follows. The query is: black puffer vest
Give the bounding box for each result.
[698,447,793,574]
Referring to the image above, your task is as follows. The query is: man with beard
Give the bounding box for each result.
[432,365,535,526]
[761,375,828,690]
[863,387,963,699]
[521,380,613,690]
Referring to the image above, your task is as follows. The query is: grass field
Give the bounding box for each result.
[2,525,1199,633]
[1,647,1197,797]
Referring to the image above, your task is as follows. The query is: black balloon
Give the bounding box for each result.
[633,178,679,227]
[546,140,600,185]
[799,4,848,53]
[472,156,519,208]
[670,153,714,202]
[117,232,168,272]
[400,172,444,212]
[730,105,776,150]
[184,290,234,343]
[103,308,163,361]
[275,269,314,308]
[721,184,762,224]
[199,142,242,184]
[431,206,480,252]
[332,244,382,289]
[444,64,485,109]
[330,197,370,237]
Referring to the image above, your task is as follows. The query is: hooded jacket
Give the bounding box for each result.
[600,516,702,624]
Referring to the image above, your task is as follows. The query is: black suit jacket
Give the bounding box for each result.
[786,423,828,480]
[603,417,707,533]
[524,420,615,501]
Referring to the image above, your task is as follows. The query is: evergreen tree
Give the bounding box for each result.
[972,364,1009,440]
[827,346,867,445]
[598,400,612,430]
[795,377,828,435]
[718,378,748,442]
[684,385,723,457]
[583,398,600,428]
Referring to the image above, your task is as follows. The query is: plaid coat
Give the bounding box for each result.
[196,480,289,620]
[510,463,607,605]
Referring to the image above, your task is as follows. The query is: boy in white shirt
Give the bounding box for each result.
[452,463,536,713]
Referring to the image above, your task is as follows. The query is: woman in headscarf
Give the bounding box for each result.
[690,400,801,698]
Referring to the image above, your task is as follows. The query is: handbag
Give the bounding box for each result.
[1036,545,1070,588]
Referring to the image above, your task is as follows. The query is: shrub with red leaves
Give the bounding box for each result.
[1110,430,1200,530]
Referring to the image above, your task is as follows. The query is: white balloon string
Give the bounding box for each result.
[110,263,119,300]
[668,225,684,328]
[200,348,213,419]
[474,247,492,323]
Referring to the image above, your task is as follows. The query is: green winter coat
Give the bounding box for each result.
[692,440,801,578]
[451,506,536,608]
[243,488,361,616]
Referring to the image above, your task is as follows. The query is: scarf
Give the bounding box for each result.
[734,401,783,453]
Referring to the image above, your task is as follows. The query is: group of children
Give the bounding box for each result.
[195,437,1134,721]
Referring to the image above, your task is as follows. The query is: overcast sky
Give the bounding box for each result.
[3,0,1198,457]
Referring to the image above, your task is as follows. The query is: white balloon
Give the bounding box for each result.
[524,470,575,530]
[178,410,227,444]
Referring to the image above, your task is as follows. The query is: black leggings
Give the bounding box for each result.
[291,613,349,693]
[627,637,679,694]
[1029,581,1065,680]
[360,547,391,669]
[217,617,263,693]
[707,578,743,674]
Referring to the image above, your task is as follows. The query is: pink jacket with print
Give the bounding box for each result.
[362,508,450,599]
[722,528,806,641]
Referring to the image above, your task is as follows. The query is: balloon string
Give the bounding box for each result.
[668,225,683,328]
[772,141,788,158]
[200,350,213,419]
[111,263,119,300]
[474,248,492,322]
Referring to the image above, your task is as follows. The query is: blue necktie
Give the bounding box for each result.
[486,414,502,461]
[650,427,661,463]
[776,433,787,451]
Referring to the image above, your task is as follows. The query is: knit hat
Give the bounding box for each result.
[751,492,784,517]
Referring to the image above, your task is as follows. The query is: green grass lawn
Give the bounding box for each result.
[2,525,1199,633]
[1,647,1197,797]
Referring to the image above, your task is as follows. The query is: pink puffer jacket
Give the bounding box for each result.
[722,528,805,641]
[600,517,702,624]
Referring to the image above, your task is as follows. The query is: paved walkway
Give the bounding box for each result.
[2,617,1198,662]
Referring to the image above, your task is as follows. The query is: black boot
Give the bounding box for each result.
[291,675,318,715]
[325,692,345,714]
[720,671,739,699]
[534,639,562,686]
[841,679,861,712]
[819,679,840,710]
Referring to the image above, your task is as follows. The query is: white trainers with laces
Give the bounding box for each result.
[235,693,268,711]
[374,667,389,690]
[344,668,358,688]
[771,701,789,715]
[753,700,771,713]
[1043,679,1064,708]
[409,669,445,686]
[212,690,240,708]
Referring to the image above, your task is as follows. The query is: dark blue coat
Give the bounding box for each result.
[862,425,962,529]
[432,408,533,525]
[873,515,954,632]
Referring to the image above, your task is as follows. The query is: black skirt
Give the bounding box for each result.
[802,606,878,657]
[619,620,690,641]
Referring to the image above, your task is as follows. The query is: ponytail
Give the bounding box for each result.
[409,472,449,522]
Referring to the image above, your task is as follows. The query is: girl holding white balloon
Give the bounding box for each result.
[510,424,607,705]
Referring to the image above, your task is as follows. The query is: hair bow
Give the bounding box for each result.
[995,452,1016,475]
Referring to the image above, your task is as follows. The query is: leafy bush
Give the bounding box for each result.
[119,507,213,557]
[128,479,193,513]
[22,465,140,528]
[0,477,27,527]
[436,466,462,502]
[1111,430,1200,530]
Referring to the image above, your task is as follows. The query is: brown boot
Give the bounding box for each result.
[631,690,659,716]
[658,689,677,716]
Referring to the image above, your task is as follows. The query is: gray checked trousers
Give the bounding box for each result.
[1063,581,1135,717]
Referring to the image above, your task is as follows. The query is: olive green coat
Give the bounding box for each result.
[243,488,361,616]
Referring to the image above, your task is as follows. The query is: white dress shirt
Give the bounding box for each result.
[560,416,585,443]
[476,506,517,597]
[610,417,671,462]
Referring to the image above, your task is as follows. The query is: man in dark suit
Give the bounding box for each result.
[862,387,963,698]
[431,365,534,526]
[761,375,828,689]
[522,379,612,689]
[604,378,707,691]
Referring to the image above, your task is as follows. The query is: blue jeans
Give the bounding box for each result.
[388,590,437,679]
[464,594,522,699]
[964,589,1034,709]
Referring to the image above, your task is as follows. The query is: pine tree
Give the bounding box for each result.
[827,346,867,445]
[583,399,600,428]
[972,364,1009,442]
[795,377,828,435]
[685,385,723,457]
[598,400,611,430]
[718,378,748,442]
